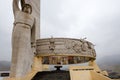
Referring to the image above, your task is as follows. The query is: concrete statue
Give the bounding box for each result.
[11,0,35,77]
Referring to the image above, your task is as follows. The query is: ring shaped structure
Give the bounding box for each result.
[36,38,96,65]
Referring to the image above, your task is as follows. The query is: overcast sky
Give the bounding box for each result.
[0,0,120,61]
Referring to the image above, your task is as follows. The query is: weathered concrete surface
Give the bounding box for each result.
[10,0,40,78]
[36,38,96,65]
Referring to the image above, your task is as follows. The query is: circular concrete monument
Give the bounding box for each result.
[6,0,111,80]
[36,38,96,65]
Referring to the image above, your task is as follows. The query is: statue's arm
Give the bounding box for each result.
[21,0,25,8]
[13,0,20,16]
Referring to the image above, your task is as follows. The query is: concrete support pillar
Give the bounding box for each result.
[89,60,101,72]
[32,56,43,71]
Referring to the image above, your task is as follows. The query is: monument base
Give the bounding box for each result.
[3,59,111,80]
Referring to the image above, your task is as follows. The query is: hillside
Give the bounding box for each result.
[97,54,120,74]
[97,54,120,79]
[0,61,10,71]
